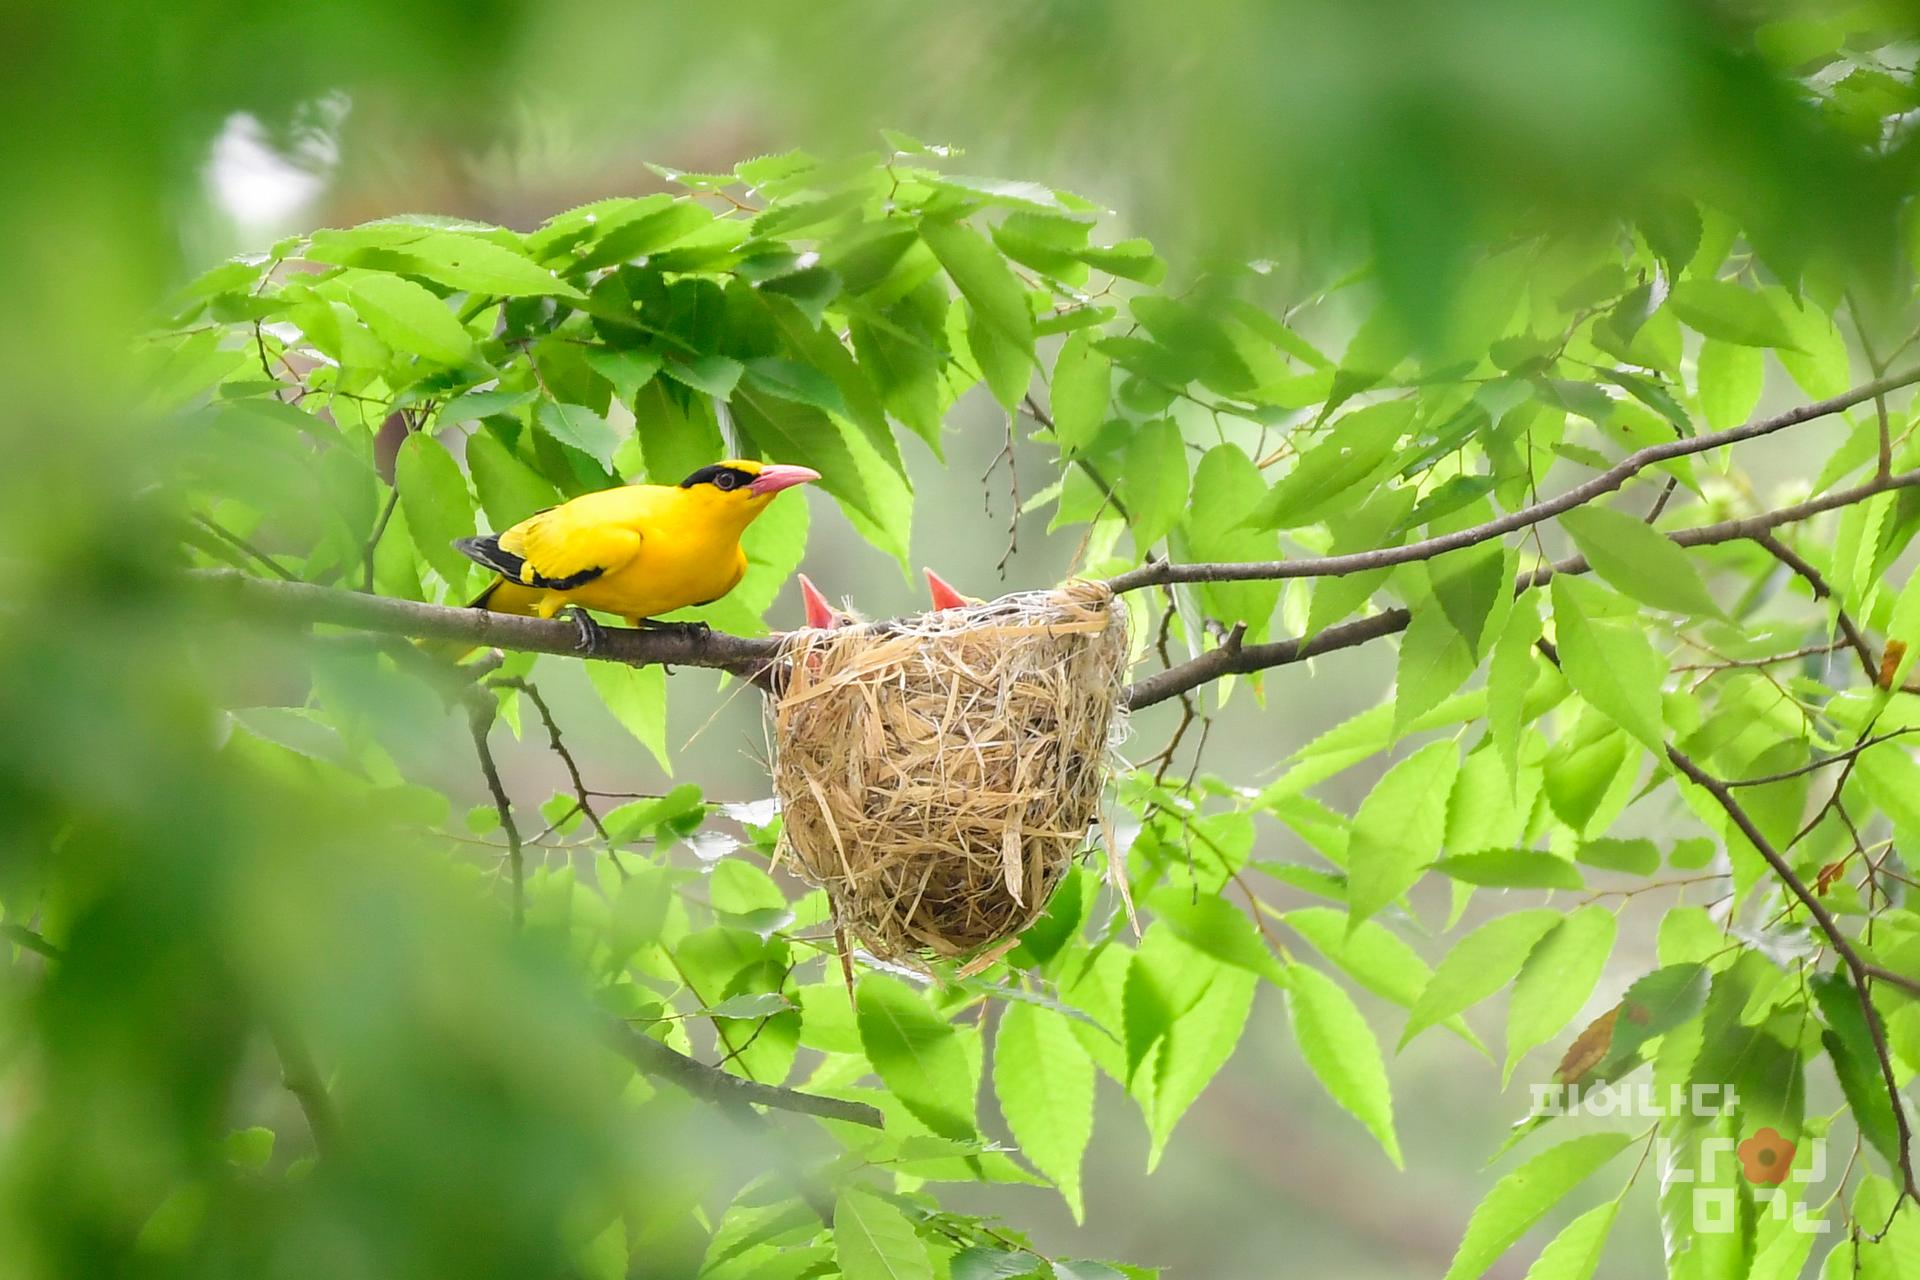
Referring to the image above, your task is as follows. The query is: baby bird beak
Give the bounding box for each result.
[749,464,821,496]
[798,574,839,630]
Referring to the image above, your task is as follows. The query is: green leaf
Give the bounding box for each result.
[1811,972,1902,1170]
[740,357,847,419]
[585,347,663,402]
[1558,506,1719,618]
[858,974,977,1140]
[1518,1200,1619,1280]
[1285,963,1402,1166]
[534,400,622,470]
[1137,963,1255,1169]
[1395,602,1478,734]
[1505,907,1616,1081]
[833,1188,932,1280]
[224,1126,275,1170]
[1488,594,1543,780]
[1431,850,1583,891]
[1695,338,1763,430]
[394,433,476,594]
[345,274,475,365]
[1147,889,1286,985]
[1347,740,1460,928]
[993,1002,1095,1220]
[732,387,880,531]
[921,219,1034,360]
[585,662,670,772]
[1121,419,1188,549]
[1403,909,1562,1047]
[1441,1133,1634,1280]
[1051,329,1110,455]
[392,230,588,299]
[1279,907,1483,1047]
[1551,577,1668,752]
[1667,280,1800,350]
[467,431,562,530]
[1247,401,1412,530]
[657,354,745,399]
[1574,838,1659,875]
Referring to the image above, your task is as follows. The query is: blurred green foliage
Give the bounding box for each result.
[8,3,1920,1279]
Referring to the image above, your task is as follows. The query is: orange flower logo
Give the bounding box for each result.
[1738,1127,1796,1185]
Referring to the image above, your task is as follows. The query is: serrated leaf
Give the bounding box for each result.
[1441,1133,1634,1280]
[658,354,744,399]
[1551,577,1667,751]
[1489,594,1543,780]
[858,974,977,1140]
[466,431,562,530]
[1506,907,1616,1082]
[585,661,670,772]
[394,433,476,593]
[1810,972,1902,1170]
[1051,329,1110,455]
[1121,419,1188,549]
[346,274,475,364]
[1559,506,1719,618]
[534,400,622,469]
[1247,402,1412,530]
[1147,889,1286,985]
[1519,1200,1619,1280]
[1667,280,1800,350]
[833,1188,932,1280]
[1285,963,1402,1166]
[585,347,663,402]
[1431,850,1583,891]
[1347,740,1460,928]
[922,219,1033,359]
[1403,909,1562,1047]
[1695,339,1763,430]
[993,1002,1094,1220]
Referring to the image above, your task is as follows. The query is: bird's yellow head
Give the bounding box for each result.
[675,459,820,529]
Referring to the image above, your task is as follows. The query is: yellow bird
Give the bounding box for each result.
[454,459,819,650]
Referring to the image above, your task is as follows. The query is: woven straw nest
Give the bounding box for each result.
[768,578,1130,965]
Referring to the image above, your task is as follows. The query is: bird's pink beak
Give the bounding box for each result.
[798,573,838,630]
[750,464,821,496]
[925,567,971,612]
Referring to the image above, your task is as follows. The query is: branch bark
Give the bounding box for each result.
[191,568,786,680]
[1123,466,1920,710]
[1106,368,1920,594]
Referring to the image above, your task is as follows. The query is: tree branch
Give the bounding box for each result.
[1107,369,1920,594]
[1666,747,1919,1204]
[606,1020,884,1129]
[190,568,786,682]
[1125,466,1920,710]
[468,703,526,930]
[1751,531,1879,683]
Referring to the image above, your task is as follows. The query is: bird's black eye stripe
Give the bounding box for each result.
[679,464,759,491]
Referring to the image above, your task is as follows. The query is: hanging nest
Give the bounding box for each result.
[768,579,1130,963]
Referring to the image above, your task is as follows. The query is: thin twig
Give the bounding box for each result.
[1107,368,1920,593]
[467,701,525,929]
[1724,730,1918,788]
[1753,531,1879,683]
[1125,464,1920,710]
[1667,746,1920,1205]
[267,1023,336,1157]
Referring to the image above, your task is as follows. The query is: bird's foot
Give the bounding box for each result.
[635,618,711,639]
[564,606,609,654]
